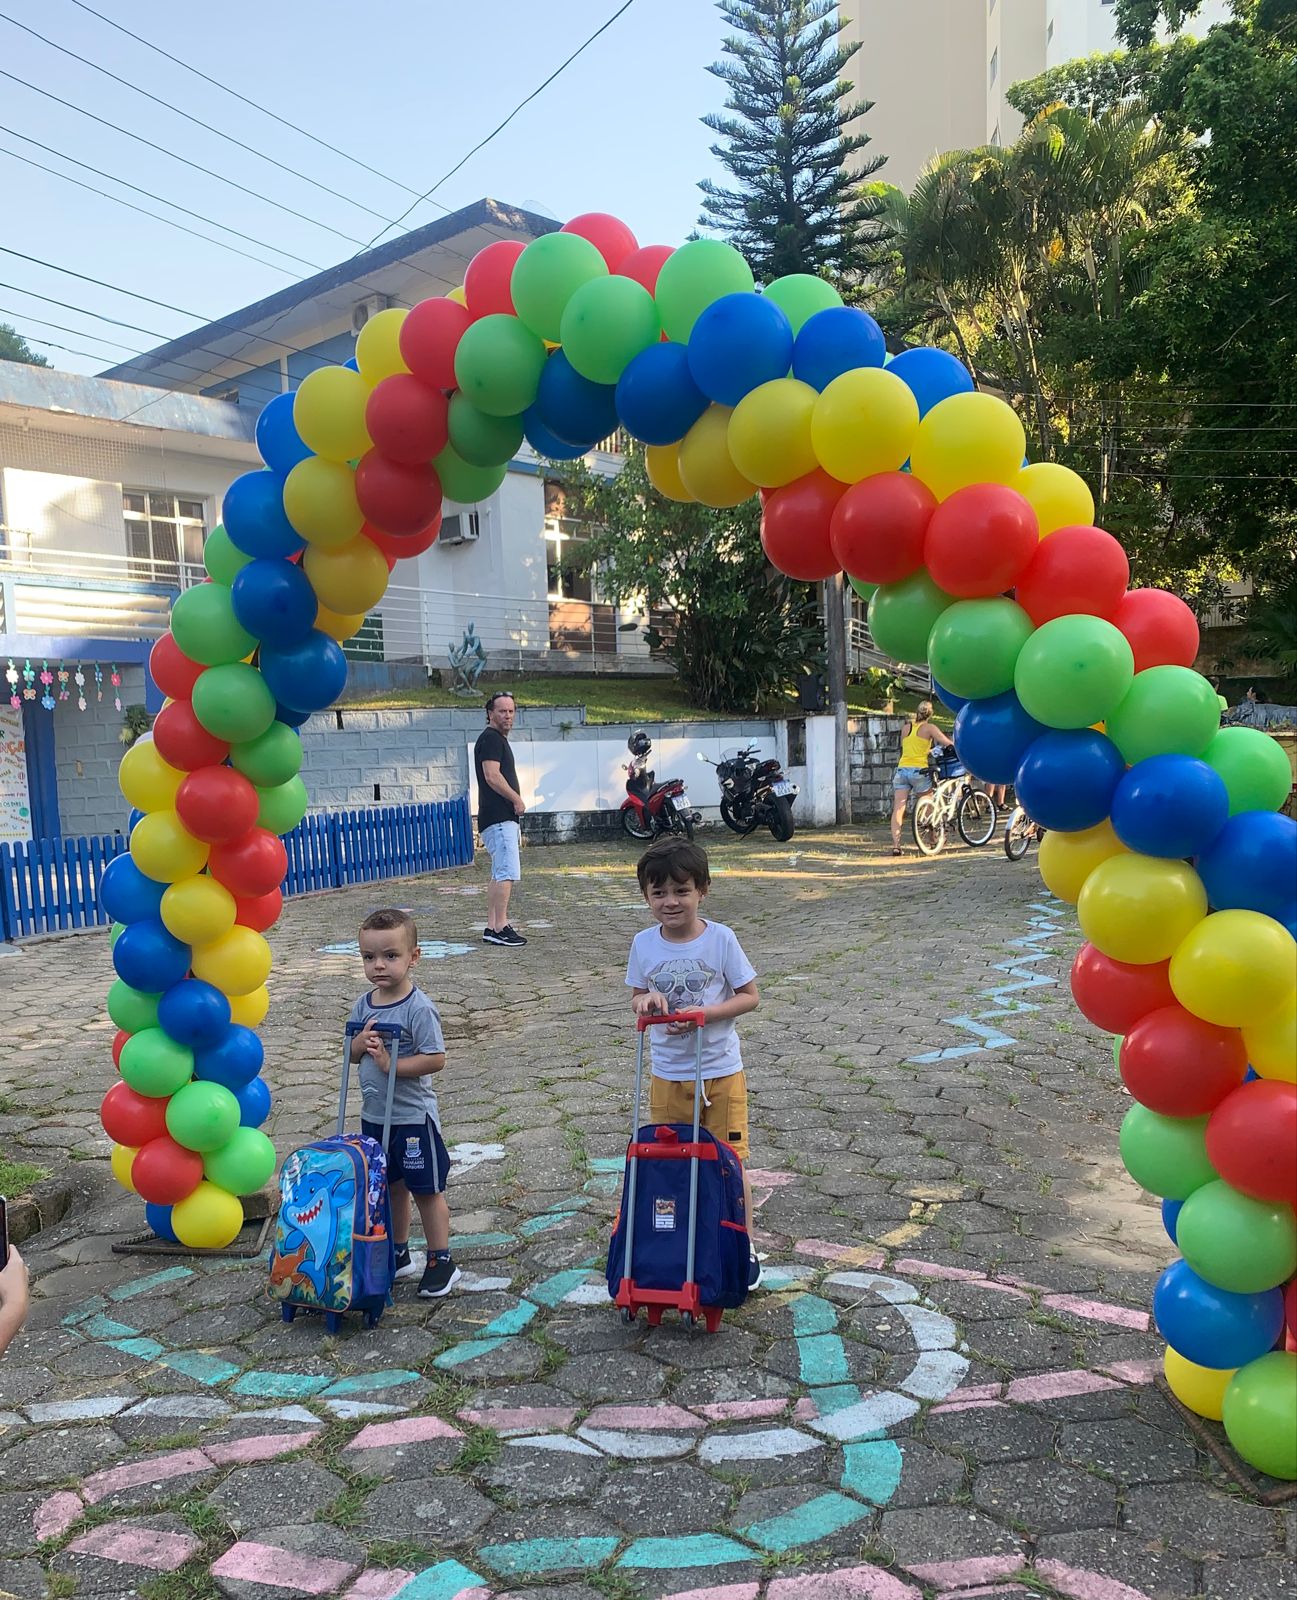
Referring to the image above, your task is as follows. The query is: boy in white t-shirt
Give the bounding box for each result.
[626,837,763,1289]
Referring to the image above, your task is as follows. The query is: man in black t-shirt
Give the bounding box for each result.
[474,692,528,947]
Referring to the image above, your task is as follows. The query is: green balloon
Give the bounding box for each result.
[560,274,660,385]
[119,1027,195,1098]
[1118,1104,1215,1200]
[1106,665,1221,765]
[1177,1179,1297,1294]
[110,920,125,947]
[166,1078,241,1153]
[203,525,251,587]
[453,314,547,418]
[203,1126,276,1195]
[447,393,524,468]
[1202,726,1294,815]
[433,444,508,506]
[1014,614,1134,729]
[928,598,1035,700]
[107,979,160,1034]
[256,775,309,835]
[510,232,607,344]
[191,664,276,744]
[169,582,257,668]
[1223,1352,1297,1481]
[848,576,877,604]
[762,273,843,334]
[1113,1035,1123,1072]
[655,239,756,343]
[867,570,955,664]
[229,721,303,788]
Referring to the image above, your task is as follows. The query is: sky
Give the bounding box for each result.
[0,0,739,376]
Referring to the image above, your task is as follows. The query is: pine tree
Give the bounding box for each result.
[698,0,888,282]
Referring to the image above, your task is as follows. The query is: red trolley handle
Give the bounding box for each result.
[637,1009,705,1032]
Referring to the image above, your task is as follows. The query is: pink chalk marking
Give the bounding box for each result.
[768,1565,922,1600]
[344,1415,464,1452]
[968,1279,1031,1301]
[892,1259,983,1282]
[907,1557,1026,1588]
[653,1585,759,1600]
[693,1399,789,1423]
[749,1168,796,1194]
[1035,1560,1153,1600]
[211,1540,360,1594]
[34,1491,84,1544]
[1098,1359,1160,1386]
[1005,1371,1123,1405]
[1043,1294,1149,1332]
[793,1396,818,1421]
[935,1589,1032,1599]
[457,1406,577,1435]
[794,1239,885,1267]
[67,1524,200,1571]
[942,1384,1005,1404]
[582,1403,703,1431]
[994,1273,1047,1293]
[928,1399,1006,1416]
[342,1571,416,1600]
[82,1448,212,1505]
[204,1431,320,1466]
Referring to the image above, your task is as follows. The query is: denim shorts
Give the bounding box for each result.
[481,820,521,881]
[362,1117,450,1196]
[893,766,932,795]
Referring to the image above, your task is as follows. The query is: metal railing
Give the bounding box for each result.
[847,616,932,694]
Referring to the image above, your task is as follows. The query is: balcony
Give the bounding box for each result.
[0,534,180,647]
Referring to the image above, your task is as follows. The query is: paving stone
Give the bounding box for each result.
[205,1460,345,1533]
[1035,1528,1199,1600]
[0,1557,45,1598]
[595,1461,733,1536]
[0,1369,57,1408]
[0,1489,54,1556]
[437,1337,547,1380]
[162,1305,267,1346]
[360,1475,496,1544]
[879,1504,1025,1564]
[480,1443,606,1505]
[477,1506,623,1574]
[973,1458,1117,1533]
[1201,1556,1297,1600]
[921,1406,1056,1464]
[0,1425,125,1488]
[1056,1417,1196,1485]
[886,1440,967,1509]
[212,1521,367,1600]
[551,1349,667,1401]
[50,1512,199,1594]
[52,1342,145,1379]
[1123,1481,1281,1558]
[670,1368,795,1408]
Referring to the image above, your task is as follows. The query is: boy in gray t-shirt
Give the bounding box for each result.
[349,909,459,1298]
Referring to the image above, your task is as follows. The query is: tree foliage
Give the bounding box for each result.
[0,323,50,366]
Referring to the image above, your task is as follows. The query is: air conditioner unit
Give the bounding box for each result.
[350,293,389,335]
[437,512,480,547]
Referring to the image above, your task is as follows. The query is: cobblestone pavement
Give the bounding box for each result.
[1,829,1293,1600]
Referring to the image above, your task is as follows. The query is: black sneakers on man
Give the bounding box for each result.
[483,925,527,946]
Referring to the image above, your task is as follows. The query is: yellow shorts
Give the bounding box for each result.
[648,1070,749,1163]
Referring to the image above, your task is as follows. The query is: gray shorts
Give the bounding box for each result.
[481,820,521,882]
[893,766,932,795]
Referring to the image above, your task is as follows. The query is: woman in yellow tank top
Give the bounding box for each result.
[890,700,955,855]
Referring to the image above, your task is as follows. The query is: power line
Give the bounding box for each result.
[0,307,137,354]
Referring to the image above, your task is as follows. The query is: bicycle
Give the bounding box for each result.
[1004,805,1045,860]
[911,751,998,857]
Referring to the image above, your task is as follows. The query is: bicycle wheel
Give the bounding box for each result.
[957,788,996,847]
[912,792,946,856]
[1004,806,1032,861]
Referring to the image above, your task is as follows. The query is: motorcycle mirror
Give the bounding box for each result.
[696,751,707,762]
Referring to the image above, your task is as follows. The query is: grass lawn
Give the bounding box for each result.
[0,1155,47,1195]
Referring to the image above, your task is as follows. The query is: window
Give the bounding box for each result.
[991,123,1001,147]
[988,47,998,86]
[1047,19,1054,42]
[545,518,592,603]
[988,0,996,11]
[123,490,206,583]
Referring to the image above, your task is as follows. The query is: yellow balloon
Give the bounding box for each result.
[303,536,389,614]
[677,405,757,508]
[283,457,365,549]
[161,874,237,946]
[1244,992,1296,1083]
[1038,820,1128,904]
[910,392,1027,501]
[727,378,818,488]
[130,810,211,884]
[1169,909,1296,1029]
[1077,854,1207,965]
[171,1179,244,1250]
[355,307,409,385]
[118,737,184,814]
[293,366,373,462]
[191,925,272,997]
[1013,462,1096,537]
[811,368,919,484]
[1164,1346,1235,1421]
[315,602,367,642]
[645,443,694,503]
[110,1142,139,1194]
[447,286,467,307]
[228,984,271,1029]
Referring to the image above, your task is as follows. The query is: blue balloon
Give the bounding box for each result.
[195,1024,265,1090]
[158,978,232,1049]
[1161,1197,1183,1245]
[236,1074,272,1128]
[932,679,968,715]
[231,558,319,649]
[1153,1259,1285,1369]
[792,307,886,390]
[1015,729,1126,832]
[100,854,166,924]
[255,392,312,478]
[1197,810,1297,922]
[275,703,311,729]
[1110,755,1230,861]
[112,917,191,992]
[144,1201,179,1243]
[534,350,618,447]
[127,808,145,834]
[522,408,588,461]
[223,470,305,561]
[259,630,348,715]
[954,692,1048,786]
[615,342,708,446]
[343,356,360,372]
[687,293,793,406]
[887,347,975,418]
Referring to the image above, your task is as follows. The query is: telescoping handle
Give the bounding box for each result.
[341,1020,402,1148]
[637,1010,706,1032]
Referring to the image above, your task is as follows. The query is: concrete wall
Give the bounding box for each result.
[50,665,146,838]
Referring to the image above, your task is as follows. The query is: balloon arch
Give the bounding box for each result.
[97,214,1296,1480]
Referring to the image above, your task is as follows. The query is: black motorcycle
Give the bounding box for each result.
[698,745,799,842]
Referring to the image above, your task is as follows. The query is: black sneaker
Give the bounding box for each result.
[483,924,527,947]
[419,1256,462,1298]
[748,1254,764,1291]
[393,1244,419,1282]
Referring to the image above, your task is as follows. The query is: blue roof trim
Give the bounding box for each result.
[0,364,259,441]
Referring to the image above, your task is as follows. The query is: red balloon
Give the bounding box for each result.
[362,512,443,563]
[236,887,283,933]
[1015,525,1130,627]
[1070,943,1177,1035]
[209,828,288,898]
[562,212,639,272]
[355,451,444,537]
[1206,1081,1297,1207]
[464,239,525,318]
[924,484,1039,598]
[617,245,674,295]
[152,698,231,772]
[112,1029,131,1067]
[364,375,450,466]
[829,472,936,586]
[175,766,260,845]
[398,295,472,390]
[101,1079,171,1147]
[132,1134,204,1205]
[1111,588,1200,671]
[1285,1277,1297,1339]
[1119,1004,1248,1116]
[761,470,847,581]
[149,632,204,701]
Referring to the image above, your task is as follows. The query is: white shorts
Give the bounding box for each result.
[481,820,521,882]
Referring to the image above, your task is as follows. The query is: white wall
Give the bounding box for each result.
[1045,0,1231,64]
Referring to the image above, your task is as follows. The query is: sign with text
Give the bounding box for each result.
[0,705,33,843]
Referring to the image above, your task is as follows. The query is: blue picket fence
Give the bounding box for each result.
[0,794,475,941]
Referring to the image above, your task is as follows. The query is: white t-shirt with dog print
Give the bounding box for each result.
[625,920,756,1082]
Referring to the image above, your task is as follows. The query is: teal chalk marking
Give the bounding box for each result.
[449,1231,515,1250]
[160,1352,240,1386]
[434,1336,510,1369]
[393,1559,487,1600]
[619,1534,753,1569]
[477,1302,536,1339]
[107,1266,193,1300]
[589,1157,623,1173]
[791,1294,838,1337]
[526,1269,591,1308]
[741,1490,870,1552]
[322,1369,421,1396]
[108,1335,164,1360]
[808,1383,864,1417]
[232,1370,331,1398]
[62,1296,107,1326]
[519,1209,580,1237]
[842,1439,903,1505]
[478,1537,619,1576]
[82,1312,141,1341]
[797,1333,851,1387]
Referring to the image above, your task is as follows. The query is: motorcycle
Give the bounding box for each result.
[698,744,799,842]
[620,733,700,842]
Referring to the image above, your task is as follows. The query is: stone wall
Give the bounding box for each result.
[848,714,906,820]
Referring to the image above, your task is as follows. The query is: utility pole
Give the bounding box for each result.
[823,573,851,824]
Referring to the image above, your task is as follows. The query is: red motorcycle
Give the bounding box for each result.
[621,731,699,842]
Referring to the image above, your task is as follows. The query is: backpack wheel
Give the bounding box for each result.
[619,1306,635,1325]
[681,1311,695,1330]
[280,1305,296,1324]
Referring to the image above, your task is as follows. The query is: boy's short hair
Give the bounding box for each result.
[360,908,419,949]
[636,838,711,895]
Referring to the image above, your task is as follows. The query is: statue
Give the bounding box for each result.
[448,622,486,695]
